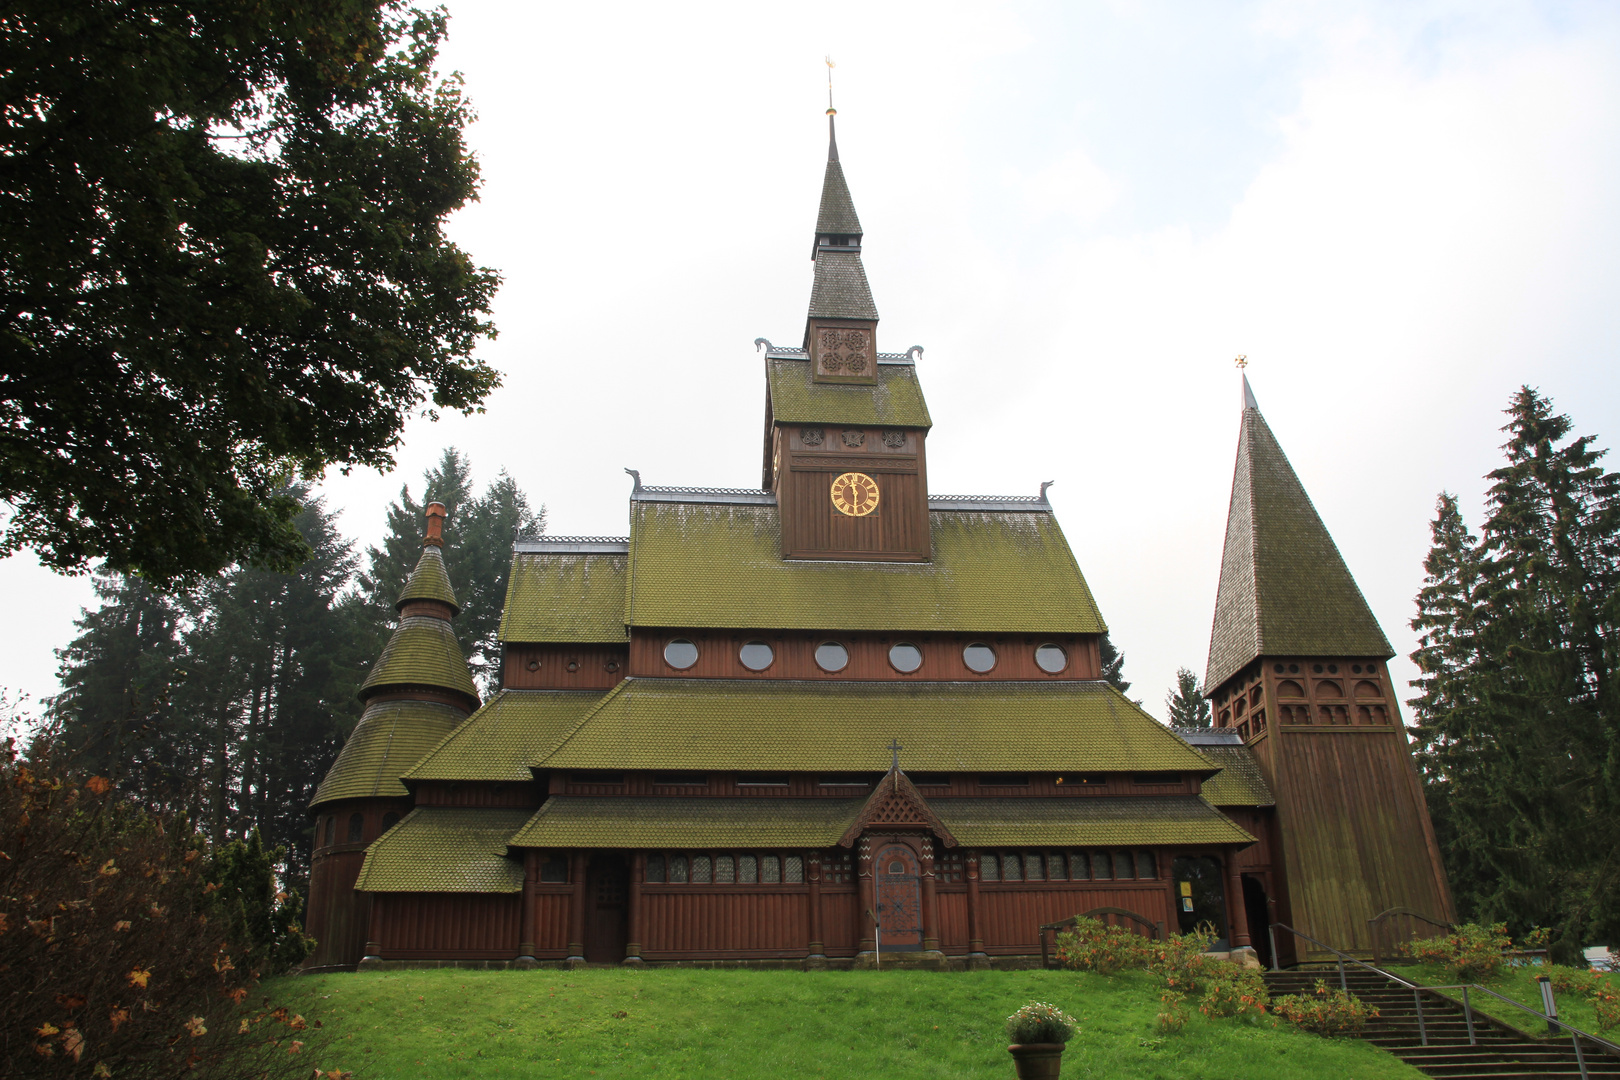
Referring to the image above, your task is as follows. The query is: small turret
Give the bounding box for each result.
[304,504,480,970]
[805,111,879,383]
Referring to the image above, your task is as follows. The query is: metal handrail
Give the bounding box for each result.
[1269,922,1619,1079]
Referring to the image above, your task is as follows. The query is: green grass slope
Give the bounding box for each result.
[271,968,1423,1079]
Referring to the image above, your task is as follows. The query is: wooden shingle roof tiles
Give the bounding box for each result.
[354,808,529,893]
[1205,391,1392,691]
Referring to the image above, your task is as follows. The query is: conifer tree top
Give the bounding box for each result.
[1205,383,1392,690]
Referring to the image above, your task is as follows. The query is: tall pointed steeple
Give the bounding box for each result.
[805,110,878,380]
[1204,381,1392,692]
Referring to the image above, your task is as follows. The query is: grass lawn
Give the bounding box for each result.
[1389,962,1620,1041]
[269,967,1425,1079]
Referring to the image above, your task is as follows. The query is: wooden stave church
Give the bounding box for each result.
[301,112,1453,972]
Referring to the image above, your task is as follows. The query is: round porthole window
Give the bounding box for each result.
[963,643,997,673]
[663,638,699,670]
[815,641,850,672]
[739,641,774,671]
[889,642,923,673]
[1034,643,1068,674]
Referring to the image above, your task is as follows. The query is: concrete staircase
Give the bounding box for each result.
[1263,969,1620,1079]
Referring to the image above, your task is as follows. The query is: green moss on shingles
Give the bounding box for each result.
[498,552,627,643]
[765,357,930,428]
[404,690,605,783]
[361,617,478,703]
[309,699,468,807]
[624,505,1104,633]
[355,808,530,893]
[396,546,460,612]
[535,678,1213,774]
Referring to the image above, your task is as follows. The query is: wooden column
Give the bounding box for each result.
[1224,849,1252,948]
[857,838,876,956]
[358,894,383,969]
[624,851,645,965]
[965,853,985,959]
[517,851,538,967]
[806,852,826,960]
[1162,850,1181,933]
[920,838,940,953]
[566,851,587,963]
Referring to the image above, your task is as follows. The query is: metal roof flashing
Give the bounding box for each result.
[512,537,630,554]
[755,339,920,365]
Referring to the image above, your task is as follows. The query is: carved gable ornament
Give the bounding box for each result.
[839,769,957,848]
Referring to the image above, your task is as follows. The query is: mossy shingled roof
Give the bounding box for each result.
[765,358,930,428]
[511,797,864,849]
[534,678,1215,774]
[396,547,459,613]
[1205,402,1393,690]
[815,149,862,236]
[1195,744,1275,807]
[498,553,627,643]
[624,504,1103,633]
[506,793,1253,849]
[808,250,878,320]
[361,616,478,704]
[404,690,605,783]
[354,808,529,893]
[933,797,1255,847]
[310,699,468,807]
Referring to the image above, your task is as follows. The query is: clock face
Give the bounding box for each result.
[830,472,880,517]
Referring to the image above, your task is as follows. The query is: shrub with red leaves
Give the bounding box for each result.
[0,735,342,1078]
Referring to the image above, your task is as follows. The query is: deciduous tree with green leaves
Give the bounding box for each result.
[1408,387,1620,964]
[0,0,500,587]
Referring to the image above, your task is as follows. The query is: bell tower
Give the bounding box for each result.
[1204,376,1453,957]
[758,108,932,561]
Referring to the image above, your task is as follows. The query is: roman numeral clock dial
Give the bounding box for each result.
[830,471,880,517]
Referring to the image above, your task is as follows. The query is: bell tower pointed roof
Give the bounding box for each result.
[806,111,878,324]
[1204,379,1393,691]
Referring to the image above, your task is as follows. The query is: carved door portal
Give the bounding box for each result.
[875,843,923,951]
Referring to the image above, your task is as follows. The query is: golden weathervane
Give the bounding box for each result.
[1234,355,1248,369]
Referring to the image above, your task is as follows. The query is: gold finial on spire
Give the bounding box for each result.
[825,55,837,115]
[1234,354,1248,369]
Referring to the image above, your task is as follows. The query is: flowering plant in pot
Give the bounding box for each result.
[1004,1001,1077,1079]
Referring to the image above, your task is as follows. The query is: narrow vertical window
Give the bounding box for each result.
[1135,852,1157,880]
[1113,852,1134,880]
[692,854,712,884]
[715,855,735,883]
[785,855,804,883]
[763,855,781,883]
[739,855,758,884]
[1091,852,1111,880]
[670,855,689,883]
[1002,853,1022,881]
[646,854,665,883]
[346,813,364,843]
[980,854,999,882]
[1025,854,1045,881]
[1068,851,1089,880]
[1047,853,1066,880]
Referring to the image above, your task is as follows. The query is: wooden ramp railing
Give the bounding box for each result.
[1367,907,1454,965]
[1039,907,1165,969]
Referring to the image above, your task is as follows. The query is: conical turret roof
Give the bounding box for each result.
[815,117,863,237]
[397,545,459,613]
[1204,380,1392,691]
[359,503,479,709]
[806,114,877,322]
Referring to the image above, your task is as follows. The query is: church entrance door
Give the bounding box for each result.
[584,854,629,963]
[875,843,923,952]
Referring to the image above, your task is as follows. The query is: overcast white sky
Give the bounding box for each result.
[4,0,1618,722]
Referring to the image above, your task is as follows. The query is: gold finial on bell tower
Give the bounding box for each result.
[825,55,837,116]
[1234,354,1248,369]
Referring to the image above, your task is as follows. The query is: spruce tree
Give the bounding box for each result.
[1099,632,1131,695]
[1165,667,1212,728]
[1407,388,1620,963]
[52,574,190,807]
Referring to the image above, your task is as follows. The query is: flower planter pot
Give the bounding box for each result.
[1007,1042,1065,1079]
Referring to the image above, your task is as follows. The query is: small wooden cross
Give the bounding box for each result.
[888,738,903,772]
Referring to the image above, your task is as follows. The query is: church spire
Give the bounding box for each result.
[805,99,878,380]
[1204,378,1393,692]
